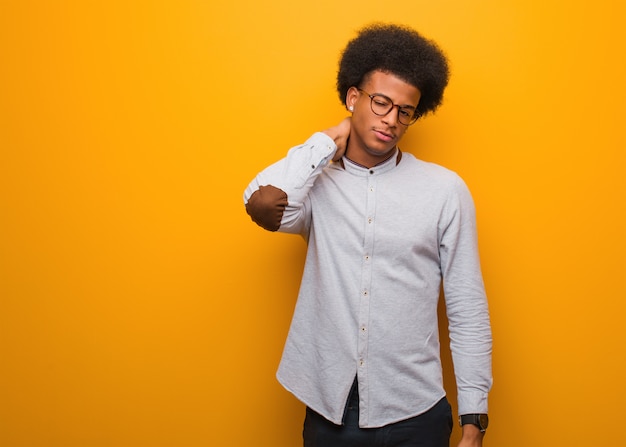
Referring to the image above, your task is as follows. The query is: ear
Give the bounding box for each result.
[345,87,359,111]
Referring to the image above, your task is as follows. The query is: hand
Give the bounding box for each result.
[457,424,485,447]
[322,117,351,161]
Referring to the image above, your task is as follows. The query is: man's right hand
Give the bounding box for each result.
[322,117,351,161]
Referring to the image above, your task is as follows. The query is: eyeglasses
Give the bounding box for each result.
[357,88,420,126]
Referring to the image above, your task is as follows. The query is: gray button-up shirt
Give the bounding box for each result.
[244,132,492,428]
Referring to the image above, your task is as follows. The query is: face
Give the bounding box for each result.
[346,70,421,167]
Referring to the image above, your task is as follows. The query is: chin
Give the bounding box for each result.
[366,144,396,157]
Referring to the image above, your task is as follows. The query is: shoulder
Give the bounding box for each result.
[399,152,465,188]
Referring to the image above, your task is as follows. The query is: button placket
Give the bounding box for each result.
[357,173,376,414]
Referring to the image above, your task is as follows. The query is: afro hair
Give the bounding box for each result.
[337,23,450,118]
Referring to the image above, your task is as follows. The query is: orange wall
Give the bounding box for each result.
[1,1,624,446]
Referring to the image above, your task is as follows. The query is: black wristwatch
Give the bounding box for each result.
[459,414,489,432]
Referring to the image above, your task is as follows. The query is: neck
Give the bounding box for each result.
[345,146,398,169]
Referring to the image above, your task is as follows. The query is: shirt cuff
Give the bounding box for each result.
[457,391,489,415]
[288,132,337,190]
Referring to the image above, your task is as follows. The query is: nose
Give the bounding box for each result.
[381,106,399,126]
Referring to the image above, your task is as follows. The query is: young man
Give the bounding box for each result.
[243,23,492,447]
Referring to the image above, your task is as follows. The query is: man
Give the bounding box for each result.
[243,23,492,447]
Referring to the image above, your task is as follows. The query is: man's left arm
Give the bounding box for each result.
[439,176,493,445]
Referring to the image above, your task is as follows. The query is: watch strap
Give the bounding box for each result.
[459,413,489,432]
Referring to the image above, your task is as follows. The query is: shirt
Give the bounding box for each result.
[243,132,492,428]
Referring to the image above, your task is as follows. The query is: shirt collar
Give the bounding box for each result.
[340,148,402,177]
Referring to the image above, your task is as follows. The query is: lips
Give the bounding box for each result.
[374,129,395,143]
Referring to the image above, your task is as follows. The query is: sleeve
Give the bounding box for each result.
[439,175,493,415]
[243,132,337,235]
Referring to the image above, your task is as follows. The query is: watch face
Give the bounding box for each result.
[479,414,489,430]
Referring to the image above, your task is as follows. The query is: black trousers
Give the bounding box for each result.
[303,381,452,447]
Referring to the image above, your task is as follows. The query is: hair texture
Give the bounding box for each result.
[337,23,450,118]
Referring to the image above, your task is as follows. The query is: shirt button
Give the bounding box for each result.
[369,170,374,174]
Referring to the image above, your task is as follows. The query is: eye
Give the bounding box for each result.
[372,96,390,107]
[399,108,413,118]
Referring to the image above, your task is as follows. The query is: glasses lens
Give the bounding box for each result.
[398,107,418,125]
[370,95,392,116]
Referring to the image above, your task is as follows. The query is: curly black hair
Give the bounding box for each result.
[337,23,450,118]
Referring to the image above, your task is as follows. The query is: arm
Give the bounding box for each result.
[323,117,351,161]
[243,118,351,234]
[439,177,493,445]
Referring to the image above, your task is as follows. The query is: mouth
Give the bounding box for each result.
[373,129,395,143]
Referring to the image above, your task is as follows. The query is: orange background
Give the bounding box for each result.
[1,1,625,446]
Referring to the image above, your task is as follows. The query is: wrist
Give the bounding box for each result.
[321,126,346,145]
[459,413,489,433]
[461,423,483,436]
